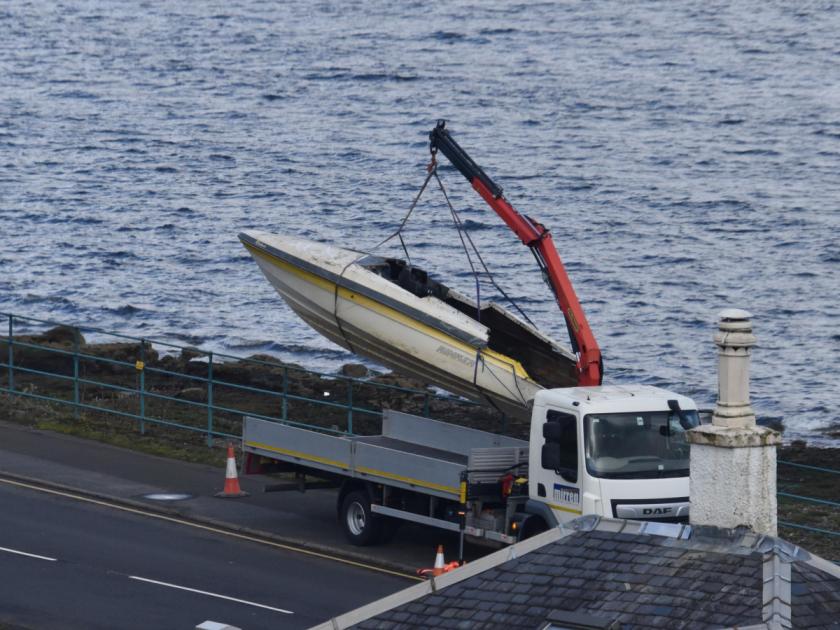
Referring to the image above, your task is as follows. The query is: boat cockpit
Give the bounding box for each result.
[361,256,578,389]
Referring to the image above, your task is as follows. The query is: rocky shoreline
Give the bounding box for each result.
[1,326,837,560]
[0,325,510,434]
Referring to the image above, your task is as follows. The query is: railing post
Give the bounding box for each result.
[7,314,14,395]
[347,380,353,435]
[207,352,214,447]
[73,327,80,420]
[138,340,146,435]
[281,366,288,422]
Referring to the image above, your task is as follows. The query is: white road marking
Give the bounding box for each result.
[128,576,294,615]
[0,545,58,562]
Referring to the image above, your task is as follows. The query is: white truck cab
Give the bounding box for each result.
[529,385,698,527]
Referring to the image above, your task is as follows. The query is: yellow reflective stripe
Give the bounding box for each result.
[245,243,531,379]
[547,502,583,515]
[247,438,460,496]
[355,466,460,497]
[246,440,349,470]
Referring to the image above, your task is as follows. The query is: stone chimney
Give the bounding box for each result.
[687,309,780,536]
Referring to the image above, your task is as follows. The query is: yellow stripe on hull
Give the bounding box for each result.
[243,242,532,380]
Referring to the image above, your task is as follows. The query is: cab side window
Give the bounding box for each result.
[541,410,578,483]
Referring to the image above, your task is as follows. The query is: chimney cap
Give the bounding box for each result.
[718,308,752,322]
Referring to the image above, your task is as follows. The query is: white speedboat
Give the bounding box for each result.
[239,231,579,418]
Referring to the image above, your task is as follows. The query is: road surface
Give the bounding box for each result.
[0,420,483,573]
[0,479,410,629]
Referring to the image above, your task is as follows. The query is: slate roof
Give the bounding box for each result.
[313,517,840,630]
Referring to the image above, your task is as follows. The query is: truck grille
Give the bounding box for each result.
[611,497,689,523]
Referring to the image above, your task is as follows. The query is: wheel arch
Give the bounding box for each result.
[337,479,377,517]
[524,499,559,527]
[517,499,559,540]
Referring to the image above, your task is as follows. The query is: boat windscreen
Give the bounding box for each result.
[363,258,451,301]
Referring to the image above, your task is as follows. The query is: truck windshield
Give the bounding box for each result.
[583,410,700,479]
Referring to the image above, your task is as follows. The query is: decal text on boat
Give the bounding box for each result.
[436,345,473,367]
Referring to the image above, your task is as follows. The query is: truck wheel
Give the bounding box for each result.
[340,491,382,546]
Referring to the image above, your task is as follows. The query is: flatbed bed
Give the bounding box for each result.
[244,411,527,501]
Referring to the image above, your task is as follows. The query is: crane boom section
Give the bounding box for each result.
[429,121,602,386]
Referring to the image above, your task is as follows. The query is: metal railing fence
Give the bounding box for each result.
[776,458,840,552]
[776,459,840,536]
[1,312,490,446]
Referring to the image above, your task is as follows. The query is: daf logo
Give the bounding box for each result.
[614,502,689,520]
[642,507,673,516]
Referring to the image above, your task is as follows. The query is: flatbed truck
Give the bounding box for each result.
[243,384,700,548]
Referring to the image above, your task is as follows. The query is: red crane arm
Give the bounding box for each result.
[429,121,602,386]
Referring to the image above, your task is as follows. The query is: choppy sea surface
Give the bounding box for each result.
[1,1,838,442]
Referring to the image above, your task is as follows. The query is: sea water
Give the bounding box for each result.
[1,1,837,441]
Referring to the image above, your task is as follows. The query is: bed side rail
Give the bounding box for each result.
[243,417,353,475]
[383,409,527,455]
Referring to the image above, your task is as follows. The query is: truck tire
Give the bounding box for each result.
[340,490,382,546]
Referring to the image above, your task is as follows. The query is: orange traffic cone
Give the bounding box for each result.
[216,443,249,498]
[432,544,446,574]
[416,545,460,578]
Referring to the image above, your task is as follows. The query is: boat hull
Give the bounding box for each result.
[240,231,565,418]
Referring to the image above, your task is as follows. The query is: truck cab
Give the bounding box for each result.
[529,385,698,528]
